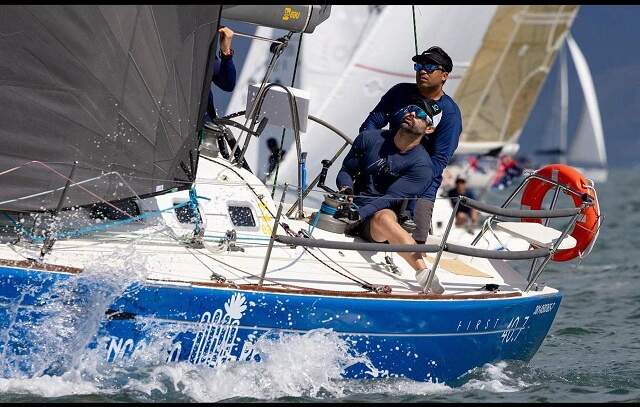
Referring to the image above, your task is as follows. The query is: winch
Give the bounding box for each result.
[310,194,352,234]
[307,159,359,234]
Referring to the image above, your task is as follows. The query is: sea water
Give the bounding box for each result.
[0,168,638,403]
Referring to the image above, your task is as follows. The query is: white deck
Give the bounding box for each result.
[0,157,557,299]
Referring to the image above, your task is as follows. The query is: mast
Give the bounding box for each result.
[559,42,569,164]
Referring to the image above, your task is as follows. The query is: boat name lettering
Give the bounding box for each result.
[533,302,556,315]
[456,317,500,332]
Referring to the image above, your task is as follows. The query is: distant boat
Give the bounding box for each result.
[533,34,608,183]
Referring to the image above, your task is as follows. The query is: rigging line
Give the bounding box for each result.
[201,156,377,292]
[230,32,293,161]
[185,240,320,291]
[411,6,418,56]
[0,165,140,214]
[185,246,231,284]
[281,224,376,291]
[271,31,304,199]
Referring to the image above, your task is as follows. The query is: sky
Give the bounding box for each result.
[214,5,640,169]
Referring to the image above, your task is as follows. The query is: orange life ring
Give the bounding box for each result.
[520,164,600,262]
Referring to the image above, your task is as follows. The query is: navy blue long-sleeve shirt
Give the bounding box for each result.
[336,129,433,220]
[359,83,462,201]
[206,54,236,120]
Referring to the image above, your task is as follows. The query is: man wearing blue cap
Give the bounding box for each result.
[359,46,463,244]
[336,99,445,294]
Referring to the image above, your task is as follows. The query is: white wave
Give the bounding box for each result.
[461,361,533,393]
[122,328,373,401]
[0,243,148,378]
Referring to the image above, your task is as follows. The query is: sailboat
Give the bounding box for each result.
[534,34,608,183]
[0,5,602,385]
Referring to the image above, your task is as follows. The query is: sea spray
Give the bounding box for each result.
[117,328,375,402]
[0,243,148,378]
[461,361,533,393]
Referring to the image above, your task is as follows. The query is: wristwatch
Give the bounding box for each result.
[219,49,234,59]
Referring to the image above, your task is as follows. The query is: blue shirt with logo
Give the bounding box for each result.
[359,83,462,201]
[336,129,433,220]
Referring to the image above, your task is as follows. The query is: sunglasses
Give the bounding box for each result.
[413,63,444,74]
[397,105,433,125]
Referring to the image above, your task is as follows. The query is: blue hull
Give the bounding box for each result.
[0,265,562,384]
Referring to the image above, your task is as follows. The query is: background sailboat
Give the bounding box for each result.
[534,34,608,182]
[438,5,580,192]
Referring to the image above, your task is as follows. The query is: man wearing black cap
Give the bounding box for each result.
[359,46,463,244]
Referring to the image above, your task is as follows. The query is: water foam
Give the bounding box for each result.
[0,243,147,379]
[120,328,373,401]
[461,361,533,393]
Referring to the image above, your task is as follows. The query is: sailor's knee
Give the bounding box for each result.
[371,209,397,227]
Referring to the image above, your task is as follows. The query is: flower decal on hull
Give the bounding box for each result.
[188,293,251,367]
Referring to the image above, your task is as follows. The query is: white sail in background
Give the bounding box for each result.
[565,34,607,181]
[225,6,383,180]
[276,5,498,193]
[535,34,607,182]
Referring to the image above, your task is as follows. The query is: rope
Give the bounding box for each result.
[412,6,418,56]
[209,156,379,292]
[10,201,193,242]
[270,31,304,199]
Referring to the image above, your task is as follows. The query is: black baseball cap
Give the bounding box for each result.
[412,46,453,73]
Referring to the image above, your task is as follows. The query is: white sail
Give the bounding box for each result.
[224,6,383,180]
[559,42,569,161]
[565,34,607,179]
[276,5,498,193]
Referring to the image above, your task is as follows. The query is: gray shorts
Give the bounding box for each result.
[411,198,434,243]
[357,205,403,243]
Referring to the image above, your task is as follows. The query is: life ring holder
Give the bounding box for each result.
[520,164,601,262]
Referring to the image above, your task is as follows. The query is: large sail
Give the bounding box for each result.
[276,4,498,192]
[565,34,607,171]
[455,5,579,154]
[0,5,222,212]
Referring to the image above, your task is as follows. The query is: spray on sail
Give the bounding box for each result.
[0,5,223,212]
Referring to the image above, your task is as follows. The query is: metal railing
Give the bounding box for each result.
[266,172,592,293]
